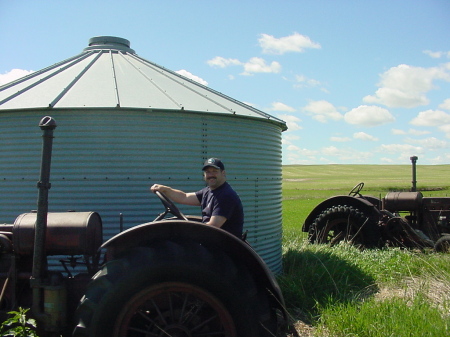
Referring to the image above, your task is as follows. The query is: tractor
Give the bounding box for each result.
[0,116,287,336]
[303,156,450,252]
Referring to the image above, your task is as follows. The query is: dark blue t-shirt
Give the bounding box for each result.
[195,182,244,238]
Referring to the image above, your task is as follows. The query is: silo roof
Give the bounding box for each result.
[0,36,287,130]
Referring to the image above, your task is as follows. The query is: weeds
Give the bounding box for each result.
[0,307,39,337]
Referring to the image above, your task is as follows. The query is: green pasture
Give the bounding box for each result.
[283,163,450,199]
[280,164,450,337]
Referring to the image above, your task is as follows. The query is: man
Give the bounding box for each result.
[150,158,244,238]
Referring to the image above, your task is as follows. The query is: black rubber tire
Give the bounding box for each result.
[72,240,277,337]
[435,235,450,253]
[309,205,381,247]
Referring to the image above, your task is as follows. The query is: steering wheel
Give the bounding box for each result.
[349,182,364,197]
[155,191,188,221]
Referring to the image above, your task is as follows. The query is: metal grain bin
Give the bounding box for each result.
[0,36,287,273]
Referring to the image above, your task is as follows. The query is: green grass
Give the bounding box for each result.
[280,164,450,336]
[317,294,449,337]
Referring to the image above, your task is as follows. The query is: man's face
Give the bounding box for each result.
[203,167,226,190]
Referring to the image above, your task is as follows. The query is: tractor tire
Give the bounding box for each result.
[435,235,450,253]
[73,240,277,337]
[309,205,381,247]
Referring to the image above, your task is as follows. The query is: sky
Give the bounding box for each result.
[1,0,449,165]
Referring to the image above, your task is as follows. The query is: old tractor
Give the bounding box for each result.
[0,117,287,337]
[303,156,450,252]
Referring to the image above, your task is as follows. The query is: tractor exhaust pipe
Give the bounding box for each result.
[31,116,57,324]
[410,156,418,192]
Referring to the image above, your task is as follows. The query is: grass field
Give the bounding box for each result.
[280,164,450,336]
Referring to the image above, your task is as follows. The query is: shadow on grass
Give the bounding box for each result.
[278,246,378,324]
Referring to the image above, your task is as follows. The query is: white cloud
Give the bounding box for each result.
[344,105,395,127]
[295,75,321,87]
[391,129,407,135]
[321,146,343,156]
[286,145,319,163]
[207,56,280,76]
[287,144,314,154]
[438,124,450,138]
[353,132,379,141]
[284,134,300,141]
[241,57,281,75]
[321,146,372,162]
[381,157,395,164]
[207,57,242,68]
[391,128,430,136]
[175,69,208,86]
[439,98,450,111]
[377,143,423,155]
[410,109,450,126]
[423,50,450,59]
[408,129,431,136]
[303,100,343,123]
[429,154,450,164]
[406,137,449,151]
[282,134,300,146]
[363,63,450,108]
[0,68,34,85]
[294,74,328,92]
[405,137,448,150]
[269,102,296,112]
[376,147,423,166]
[286,145,374,164]
[258,32,321,55]
[279,114,302,131]
[364,87,429,108]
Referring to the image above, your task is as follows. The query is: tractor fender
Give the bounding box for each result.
[302,195,380,232]
[101,219,286,317]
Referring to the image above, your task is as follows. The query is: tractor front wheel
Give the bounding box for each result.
[309,205,380,247]
[435,235,450,253]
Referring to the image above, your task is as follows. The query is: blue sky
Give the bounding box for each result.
[1,0,449,165]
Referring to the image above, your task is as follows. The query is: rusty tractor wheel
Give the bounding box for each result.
[309,205,381,247]
[113,282,236,336]
[435,235,450,253]
[73,240,276,337]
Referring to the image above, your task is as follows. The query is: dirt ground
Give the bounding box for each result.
[289,320,315,336]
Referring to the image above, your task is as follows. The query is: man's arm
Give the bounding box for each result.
[206,215,227,229]
[150,184,200,206]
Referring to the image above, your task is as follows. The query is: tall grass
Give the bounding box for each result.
[281,164,450,336]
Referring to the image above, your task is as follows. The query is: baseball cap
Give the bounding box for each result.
[202,158,225,171]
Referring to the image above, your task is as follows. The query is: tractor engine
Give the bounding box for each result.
[0,212,102,331]
[10,212,102,257]
[383,191,423,213]
[383,191,450,242]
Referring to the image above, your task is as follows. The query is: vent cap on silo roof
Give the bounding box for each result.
[83,36,135,54]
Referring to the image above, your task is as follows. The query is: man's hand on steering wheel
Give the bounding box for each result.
[154,190,188,221]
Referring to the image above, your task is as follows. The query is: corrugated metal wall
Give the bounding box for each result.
[0,109,283,273]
